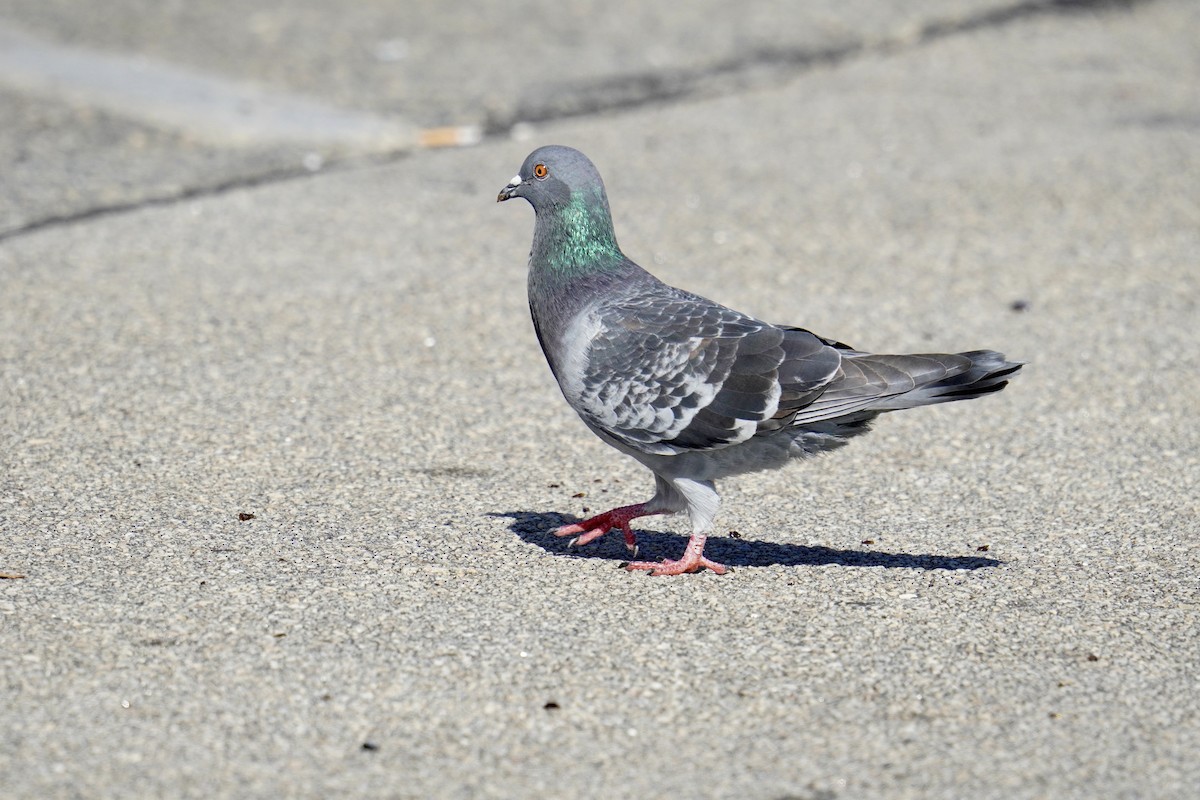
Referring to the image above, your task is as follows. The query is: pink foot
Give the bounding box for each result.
[554,503,666,555]
[623,534,728,576]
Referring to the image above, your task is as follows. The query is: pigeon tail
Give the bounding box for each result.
[863,350,1023,411]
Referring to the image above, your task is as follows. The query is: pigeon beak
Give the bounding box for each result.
[496,174,523,202]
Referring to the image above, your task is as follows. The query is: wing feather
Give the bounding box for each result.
[571,289,844,454]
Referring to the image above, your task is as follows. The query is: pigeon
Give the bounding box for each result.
[498,145,1022,576]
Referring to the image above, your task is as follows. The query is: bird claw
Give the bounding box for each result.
[553,503,659,554]
[559,526,607,548]
[622,534,727,576]
[555,508,722,575]
[623,555,728,576]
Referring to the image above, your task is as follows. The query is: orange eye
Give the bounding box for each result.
[533,163,548,179]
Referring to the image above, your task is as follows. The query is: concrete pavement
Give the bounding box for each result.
[2,1,1198,798]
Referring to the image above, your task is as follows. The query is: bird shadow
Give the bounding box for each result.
[489,510,1001,571]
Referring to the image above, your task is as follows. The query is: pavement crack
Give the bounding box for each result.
[487,0,1149,133]
[0,157,399,244]
[0,0,1149,241]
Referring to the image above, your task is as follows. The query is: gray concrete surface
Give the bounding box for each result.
[0,0,1026,126]
[2,1,1198,798]
[0,83,326,238]
[0,0,1084,238]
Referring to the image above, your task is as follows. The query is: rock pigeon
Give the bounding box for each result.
[498,145,1022,576]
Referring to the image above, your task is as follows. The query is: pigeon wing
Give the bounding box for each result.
[572,293,844,455]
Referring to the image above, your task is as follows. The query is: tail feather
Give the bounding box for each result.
[864,350,1023,411]
[786,349,1023,431]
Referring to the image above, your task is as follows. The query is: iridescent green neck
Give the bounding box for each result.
[534,189,624,276]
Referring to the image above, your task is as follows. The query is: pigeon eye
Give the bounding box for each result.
[533,163,548,179]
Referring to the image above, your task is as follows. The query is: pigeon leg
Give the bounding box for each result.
[623,533,727,576]
[554,503,665,553]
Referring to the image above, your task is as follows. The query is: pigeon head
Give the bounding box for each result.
[499,146,624,274]
[496,145,608,210]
